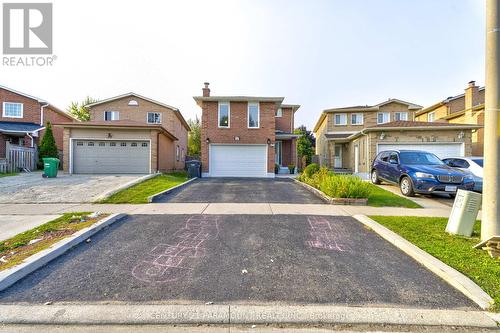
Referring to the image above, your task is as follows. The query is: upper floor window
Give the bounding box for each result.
[351,113,364,125]
[147,112,161,124]
[377,112,390,124]
[275,108,282,117]
[394,112,408,121]
[128,100,139,106]
[333,113,347,126]
[218,102,230,128]
[104,111,119,121]
[428,111,435,122]
[176,145,180,161]
[2,102,23,118]
[248,102,260,128]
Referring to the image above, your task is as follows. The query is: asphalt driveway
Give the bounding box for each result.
[0,172,147,203]
[0,214,476,309]
[154,178,325,204]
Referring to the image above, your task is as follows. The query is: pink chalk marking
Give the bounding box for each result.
[305,216,351,252]
[132,215,220,283]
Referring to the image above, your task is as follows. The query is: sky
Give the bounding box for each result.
[0,0,486,130]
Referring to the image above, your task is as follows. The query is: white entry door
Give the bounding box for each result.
[354,145,360,173]
[334,145,342,168]
[210,144,268,177]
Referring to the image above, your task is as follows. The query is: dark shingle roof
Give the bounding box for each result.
[0,121,44,133]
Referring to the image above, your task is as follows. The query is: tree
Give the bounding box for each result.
[187,116,201,157]
[67,96,98,121]
[38,121,59,168]
[294,125,315,166]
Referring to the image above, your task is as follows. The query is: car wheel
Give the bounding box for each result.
[371,169,381,184]
[400,176,415,197]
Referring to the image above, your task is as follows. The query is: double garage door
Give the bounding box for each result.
[72,140,150,174]
[377,143,464,159]
[210,144,267,177]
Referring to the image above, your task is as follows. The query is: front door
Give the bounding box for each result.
[334,145,342,168]
[275,141,282,166]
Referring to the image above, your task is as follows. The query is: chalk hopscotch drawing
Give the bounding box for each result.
[132,215,220,283]
[305,216,351,252]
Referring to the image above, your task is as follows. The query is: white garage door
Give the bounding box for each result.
[210,144,267,177]
[377,143,464,159]
[72,140,150,174]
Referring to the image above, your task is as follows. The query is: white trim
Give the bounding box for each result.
[377,112,390,124]
[103,111,119,121]
[354,145,360,173]
[86,92,179,111]
[147,112,162,124]
[350,113,364,125]
[334,144,342,168]
[275,108,282,117]
[218,102,230,128]
[247,102,260,128]
[428,111,436,122]
[70,138,152,174]
[2,102,23,118]
[333,113,347,126]
[326,131,357,135]
[394,111,408,121]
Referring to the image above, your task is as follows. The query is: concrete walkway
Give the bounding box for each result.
[0,215,61,241]
[0,202,455,217]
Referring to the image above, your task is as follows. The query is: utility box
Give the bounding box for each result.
[446,189,482,237]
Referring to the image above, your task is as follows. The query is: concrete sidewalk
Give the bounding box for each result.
[0,215,61,241]
[0,202,455,217]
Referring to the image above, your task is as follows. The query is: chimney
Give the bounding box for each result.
[202,82,210,97]
[465,80,479,110]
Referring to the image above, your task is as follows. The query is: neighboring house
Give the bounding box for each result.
[415,81,485,156]
[0,85,75,168]
[55,93,189,174]
[193,83,300,177]
[313,99,481,179]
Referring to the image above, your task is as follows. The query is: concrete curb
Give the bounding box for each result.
[147,177,198,203]
[352,214,495,311]
[292,178,330,204]
[95,174,159,202]
[292,178,368,205]
[0,213,126,292]
[0,304,496,327]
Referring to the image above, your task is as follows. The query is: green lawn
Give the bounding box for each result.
[0,172,18,178]
[0,212,106,271]
[370,216,500,312]
[367,184,421,208]
[100,172,189,204]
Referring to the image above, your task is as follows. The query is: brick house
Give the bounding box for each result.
[194,83,300,177]
[415,81,485,156]
[314,99,481,179]
[0,85,75,169]
[55,93,189,174]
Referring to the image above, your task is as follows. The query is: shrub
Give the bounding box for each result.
[319,174,372,199]
[303,163,320,178]
[38,121,59,169]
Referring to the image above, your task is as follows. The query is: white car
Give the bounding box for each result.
[442,157,483,192]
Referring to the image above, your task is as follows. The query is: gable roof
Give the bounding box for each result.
[193,95,284,106]
[416,86,485,116]
[0,121,44,134]
[86,92,190,131]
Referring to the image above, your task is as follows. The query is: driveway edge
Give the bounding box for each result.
[148,177,198,203]
[0,304,496,327]
[95,174,159,202]
[352,214,495,311]
[0,213,126,292]
[291,178,330,203]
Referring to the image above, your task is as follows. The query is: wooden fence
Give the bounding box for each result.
[3,143,38,173]
[0,159,7,173]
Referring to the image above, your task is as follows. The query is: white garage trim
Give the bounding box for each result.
[205,144,273,178]
[69,138,152,174]
[376,142,465,158]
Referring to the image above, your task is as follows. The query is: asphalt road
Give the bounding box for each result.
[153,178,325,204]
[0,214,476,309]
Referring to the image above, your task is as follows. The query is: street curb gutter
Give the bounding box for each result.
[0,213,126,292]
[0,304,496,327]
[95,174,159,202]
[148,177,198,203]
[352,214,495,311]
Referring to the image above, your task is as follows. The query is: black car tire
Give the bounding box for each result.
[371,169,381,184]
[400,176,415,197]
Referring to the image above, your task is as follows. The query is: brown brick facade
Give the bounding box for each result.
[275,107,294,133]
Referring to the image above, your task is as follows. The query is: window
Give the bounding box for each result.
[181,148,185,161]
[98,142,105,147]
[131,142,138,147]
[110,142,116,147]
[394,112,408,121]
[389,152,399,163]
[76,141,84,146]
[147,112,161,124]
[18,138,25,146]
[379,152,390,162]
[351,113,364,125]
[377,112,390,124]
[128,100,139,106]
[88,142,94,146]
[333,113,347,125]
[248,102,260,128]
[2,102,23,118]
[120,142,127,147]
[428,111,435,122]
[104,111,119,121]
[275,108,282,117]
[218,102,230,128]
[141,142,148,147]
[176,145,180,161]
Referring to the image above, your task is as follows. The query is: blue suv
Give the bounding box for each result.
[371,150,475,197]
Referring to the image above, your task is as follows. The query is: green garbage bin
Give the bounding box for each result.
[42,158,60,178]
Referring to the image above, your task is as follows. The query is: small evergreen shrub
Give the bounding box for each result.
[38,121,59,169]
[302,163,320,178]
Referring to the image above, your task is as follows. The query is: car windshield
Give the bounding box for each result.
[399,152,444,165]
[472,158,483,167]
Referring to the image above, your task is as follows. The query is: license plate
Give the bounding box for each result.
[445,185,457,192]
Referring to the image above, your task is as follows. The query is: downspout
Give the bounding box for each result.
[360,128,370,177]
[26,132,34,147]
[40,103,49,126]
[156,132,160,173]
